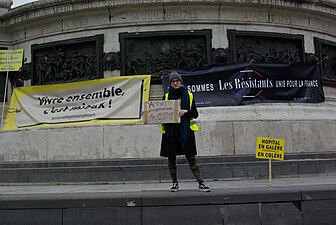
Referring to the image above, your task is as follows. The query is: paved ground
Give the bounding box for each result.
[0,174,335,195]
[0,175,335,225]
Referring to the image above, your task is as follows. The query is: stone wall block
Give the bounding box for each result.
[233,121,294,155]
[60,9,109,31]
[0,129,48,162]
[103,124,161,159]
[164,3,219,22]
[196,121,235,156]
[291,121,336,153]
[46,126,104,161]
[25,16,63,39]
[309,14,336,36]
[225,5,269,23]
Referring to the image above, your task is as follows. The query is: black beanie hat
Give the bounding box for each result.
[169,71,183,83]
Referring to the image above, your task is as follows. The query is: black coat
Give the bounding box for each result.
[160,98,199,157]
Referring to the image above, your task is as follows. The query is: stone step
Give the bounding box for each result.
[0,153,335,185]
[0,152,334,168]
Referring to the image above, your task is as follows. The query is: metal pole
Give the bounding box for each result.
[268,158,272,188]
[0,71,9,128]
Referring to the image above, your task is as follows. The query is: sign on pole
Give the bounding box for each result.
[0,49,24,129]
[256,137,285,160]
[256,136,285,187]
[0,49,24,72]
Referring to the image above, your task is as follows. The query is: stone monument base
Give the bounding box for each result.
[0,102,335,162]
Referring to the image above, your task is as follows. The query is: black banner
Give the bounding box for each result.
[162,63,325,107]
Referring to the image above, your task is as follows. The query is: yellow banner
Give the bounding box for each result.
[0,49,24,72]
[4,75,151,130]
[256,137,285,160]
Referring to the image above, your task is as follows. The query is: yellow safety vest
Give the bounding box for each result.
[160,92,199,133]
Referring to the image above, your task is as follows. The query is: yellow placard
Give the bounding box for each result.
[256,137,285,160]
[0,49,24,71]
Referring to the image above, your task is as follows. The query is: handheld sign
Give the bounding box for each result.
[256,137,285,160]
[256,137,285,188]
[143,100,180,124]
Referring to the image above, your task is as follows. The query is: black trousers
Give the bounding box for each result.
[168,156,204,184]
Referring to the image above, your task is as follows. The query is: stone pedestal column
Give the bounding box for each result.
[0,0,12,15]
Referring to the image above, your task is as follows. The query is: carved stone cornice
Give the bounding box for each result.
[0,0,12,15]
[1,0,336,26]
[0,0,12,8]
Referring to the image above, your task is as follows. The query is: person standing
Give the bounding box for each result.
[160,71,210,192]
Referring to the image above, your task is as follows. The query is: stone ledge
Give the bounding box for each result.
[198,102,336,122]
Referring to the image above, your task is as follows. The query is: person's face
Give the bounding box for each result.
[171,79,182,89]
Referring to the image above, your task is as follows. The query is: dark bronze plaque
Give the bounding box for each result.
[314,38,336,86]
[119,30,212,84]
[227,30,304,64]
[31,34,104,85]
